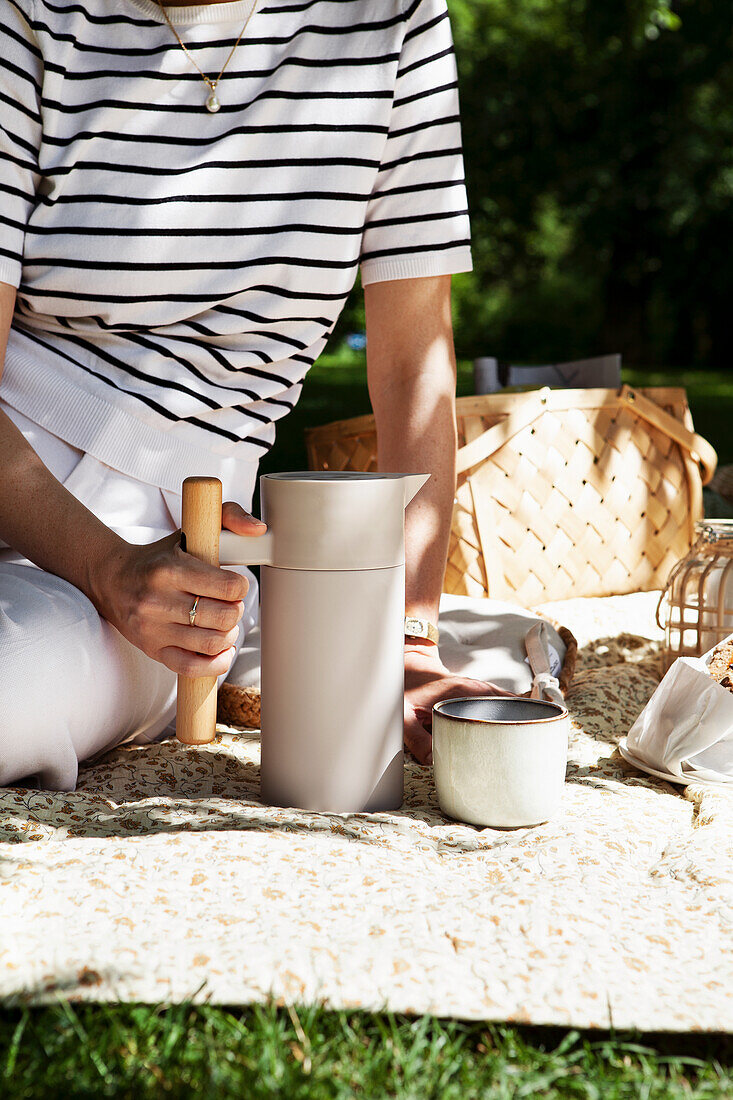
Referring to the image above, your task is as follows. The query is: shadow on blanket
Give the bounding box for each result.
[0,739,685,855]
[0,625,676,851]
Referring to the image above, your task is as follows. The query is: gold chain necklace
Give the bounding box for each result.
[156,0,256,113]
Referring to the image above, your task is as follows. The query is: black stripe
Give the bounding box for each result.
[20,324,290,432]
[0,147,37,174]
[0,122,38,160]
[45,154,379,178]
[239,327,308,352]
[364,208,468,231]
[33,9,406,49]
[213,303,332,327]
[0,55,41,95]
[370,177,465,200]
[2,215,29,234]
[18,282,351,304]
[54,315,278,407]
[43,120,389,150]
[402,0,424,23]
[0,245,22,265]
[179,419,273,450]
[42,0,391,32]
[0,181,35,203]
[32,326,221,411]
[35,188,373,206]
[24,253,360,272]
[360,238,470,264]
[118,330,295,415]
[78,306,333,333]
[392,79,458,111]
[15,326,194,430]
[32,14,403,58]
[35,0,163,28]
[1,18,43,63]
[41,87,394,115]
[53,312,314,400]
[398,44,454,82]
[403,6,449,47]
[114,331,264,406]
[131,325,308,376]
[22,221,364,239]
[40,53,401,81]
[260,0,376,10]
[39,118,455,158]
[0,88,41,126]
[259,0,328,8]
[389,113,460,141]
[377,145,464,174]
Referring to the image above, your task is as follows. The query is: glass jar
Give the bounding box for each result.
[657,520,733,673]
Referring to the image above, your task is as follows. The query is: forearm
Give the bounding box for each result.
[365,274,458,628]
[373,380,456,624]
[0,407,128,610]
[0,281,129,610]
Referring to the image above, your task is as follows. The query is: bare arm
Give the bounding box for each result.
[364,273,457,633]
[0,279,264,678]
[0,279,130,599]
[365,274,510,766]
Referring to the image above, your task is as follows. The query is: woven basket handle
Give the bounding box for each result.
[455,384,718,484]
[619,385,717,485]
[455,388,551,475]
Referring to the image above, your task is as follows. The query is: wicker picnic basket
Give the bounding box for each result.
[304,384,718,606]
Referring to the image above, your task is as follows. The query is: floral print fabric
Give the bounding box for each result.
[1,591,731,1031]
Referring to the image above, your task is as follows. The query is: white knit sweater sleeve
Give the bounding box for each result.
[358,0,473,286]
[0,0,43,289]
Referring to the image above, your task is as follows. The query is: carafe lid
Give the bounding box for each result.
[219,470,429,570]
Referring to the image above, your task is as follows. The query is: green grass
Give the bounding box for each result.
[0,1000,730,1099]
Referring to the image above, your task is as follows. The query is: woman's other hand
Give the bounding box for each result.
[91,501,267,677]
[404,643,516,766]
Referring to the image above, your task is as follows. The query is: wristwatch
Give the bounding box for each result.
[404,616,440,645]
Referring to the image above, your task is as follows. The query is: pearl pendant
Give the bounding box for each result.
[206,91,220,113]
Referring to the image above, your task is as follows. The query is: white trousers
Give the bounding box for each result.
[0,397,259,791]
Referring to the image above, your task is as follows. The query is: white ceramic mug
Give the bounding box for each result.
[432,696,569,828]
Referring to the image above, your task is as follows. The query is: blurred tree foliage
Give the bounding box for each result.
[333,0,733,368]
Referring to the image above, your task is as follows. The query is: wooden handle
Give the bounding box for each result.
[176,476,222,745]
[621,385,718,485]
[455,387,550,474]
[455,384,719,484]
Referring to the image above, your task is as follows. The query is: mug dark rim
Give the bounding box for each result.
[432,696,568,725]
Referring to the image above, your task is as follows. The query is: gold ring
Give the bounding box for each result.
[189,596,200,626]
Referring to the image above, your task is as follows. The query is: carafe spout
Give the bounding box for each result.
[403,473,430,507]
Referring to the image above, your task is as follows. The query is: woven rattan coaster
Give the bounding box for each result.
[215,617,578,731]
[217,683,261,729]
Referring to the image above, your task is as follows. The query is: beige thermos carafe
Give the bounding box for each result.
[176,471,429,813]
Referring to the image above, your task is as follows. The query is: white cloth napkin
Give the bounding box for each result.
[621,643,733,789]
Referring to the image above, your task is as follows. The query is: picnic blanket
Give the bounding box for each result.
[1,591,732,1031]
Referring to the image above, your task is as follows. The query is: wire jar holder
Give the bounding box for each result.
[657,519,733,674]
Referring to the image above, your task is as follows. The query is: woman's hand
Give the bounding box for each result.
[91,501,267,677]
[404,643,516,766]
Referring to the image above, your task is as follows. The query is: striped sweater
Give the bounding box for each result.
[0,0,472,497]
